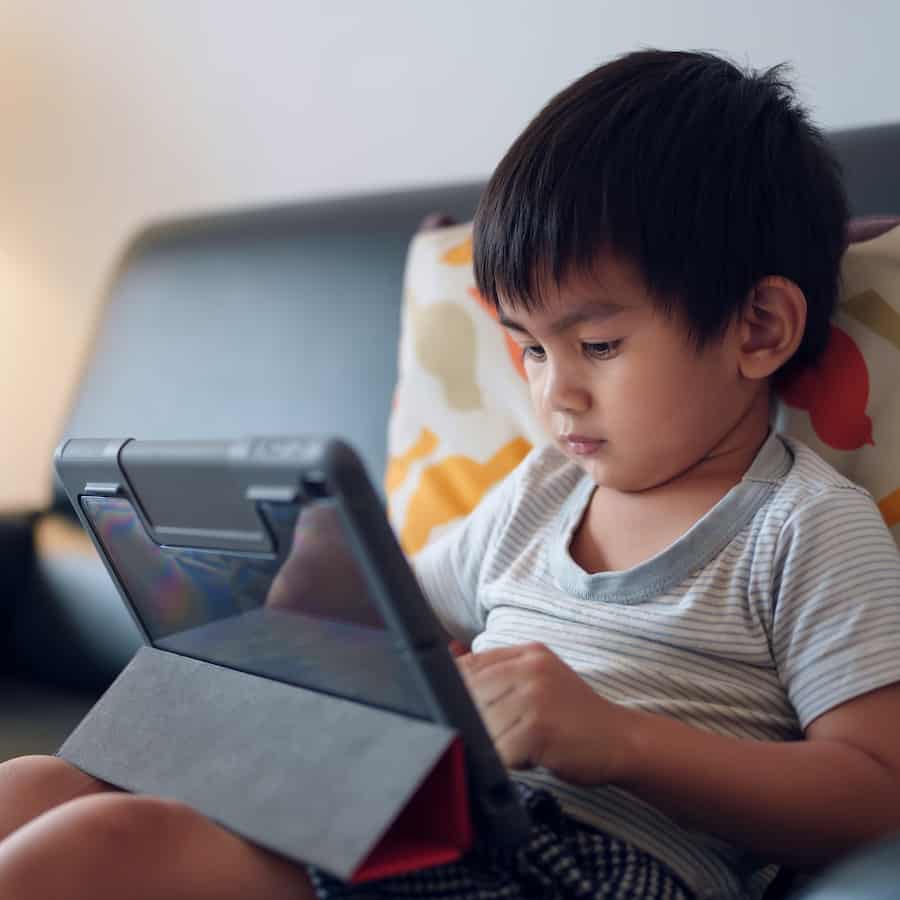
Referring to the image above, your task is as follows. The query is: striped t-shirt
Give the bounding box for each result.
[414,431,900,899]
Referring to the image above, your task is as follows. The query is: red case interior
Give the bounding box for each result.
[351,738,473,883]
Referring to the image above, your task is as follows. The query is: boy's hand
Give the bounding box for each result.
[455,642,633,785]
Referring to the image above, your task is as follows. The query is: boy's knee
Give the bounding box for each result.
[2,793,318,900]
[0,793,204,898]
[67,792,202,856]
[0,754,68,783]
[0,754,107,802]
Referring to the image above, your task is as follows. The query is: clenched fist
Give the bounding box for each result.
[455,642,636,786]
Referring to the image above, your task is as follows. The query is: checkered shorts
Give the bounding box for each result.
[307,783,694,900]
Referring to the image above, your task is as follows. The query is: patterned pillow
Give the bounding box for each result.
[385,221,546,555]
[774,218,900,543]
[386,218,900,553]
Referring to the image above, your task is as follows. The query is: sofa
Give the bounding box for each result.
[1,121,899,896]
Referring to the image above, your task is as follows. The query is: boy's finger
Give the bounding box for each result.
[461,643,534,674]
[448,639,469,658]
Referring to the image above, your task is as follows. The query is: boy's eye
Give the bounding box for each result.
[583,340,621,360]
[521,345,546,362]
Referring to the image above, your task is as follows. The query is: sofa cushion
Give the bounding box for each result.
[387,218,900,553]
[385,222,545,555]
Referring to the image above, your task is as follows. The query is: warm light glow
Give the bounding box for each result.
[0,246,74,513]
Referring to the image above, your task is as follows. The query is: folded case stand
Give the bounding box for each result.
[59,646,474,883]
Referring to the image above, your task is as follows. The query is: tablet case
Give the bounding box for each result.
[54,435,529,880]
[59,646,473,883]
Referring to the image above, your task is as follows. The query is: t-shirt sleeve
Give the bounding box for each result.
[410,469,520,646]
[771,485,900,729]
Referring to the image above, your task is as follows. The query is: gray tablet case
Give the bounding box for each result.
[54,436,529,883]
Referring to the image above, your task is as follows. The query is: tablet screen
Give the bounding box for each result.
[80,495,431,719]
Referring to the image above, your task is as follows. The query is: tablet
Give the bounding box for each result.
[54,436,531,852]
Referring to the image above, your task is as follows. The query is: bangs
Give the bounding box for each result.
[472,130,625,312]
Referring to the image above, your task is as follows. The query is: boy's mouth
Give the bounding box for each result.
[560,435,606,456]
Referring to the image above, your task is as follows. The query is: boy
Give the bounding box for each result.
[1,49,899,900]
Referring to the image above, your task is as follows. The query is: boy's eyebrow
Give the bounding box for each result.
[498,302,626,336]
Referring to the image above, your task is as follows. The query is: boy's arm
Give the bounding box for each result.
[458,644,900,871]
[615,485,900,869]
[617,678,900,870]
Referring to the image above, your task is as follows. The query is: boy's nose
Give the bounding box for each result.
[543,364,591,415]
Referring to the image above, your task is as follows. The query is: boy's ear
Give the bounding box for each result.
[736,276,807,380]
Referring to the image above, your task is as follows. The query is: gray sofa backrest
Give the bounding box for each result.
[55,124,900,511]
[56,184,482,507]
[830,122,900,218]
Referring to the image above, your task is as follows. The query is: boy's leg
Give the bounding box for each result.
[0,789,317,900]
[0,755,115,841]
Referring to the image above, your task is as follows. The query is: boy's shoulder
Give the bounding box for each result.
[758,432,884,536]
[510,442,587,500]
[771,433,874,502]
[475,443,588,538]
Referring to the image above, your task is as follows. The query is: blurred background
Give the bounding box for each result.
[1,0,898,514]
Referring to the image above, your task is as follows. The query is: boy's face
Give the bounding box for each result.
[498,253,760,493]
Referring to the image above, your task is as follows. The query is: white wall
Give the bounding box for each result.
[1,0,897,511]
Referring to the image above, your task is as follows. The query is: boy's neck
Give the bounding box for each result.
[572,389,773,575]
[626,385,773,496]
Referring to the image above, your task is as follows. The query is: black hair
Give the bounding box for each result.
[473,49,848,378]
